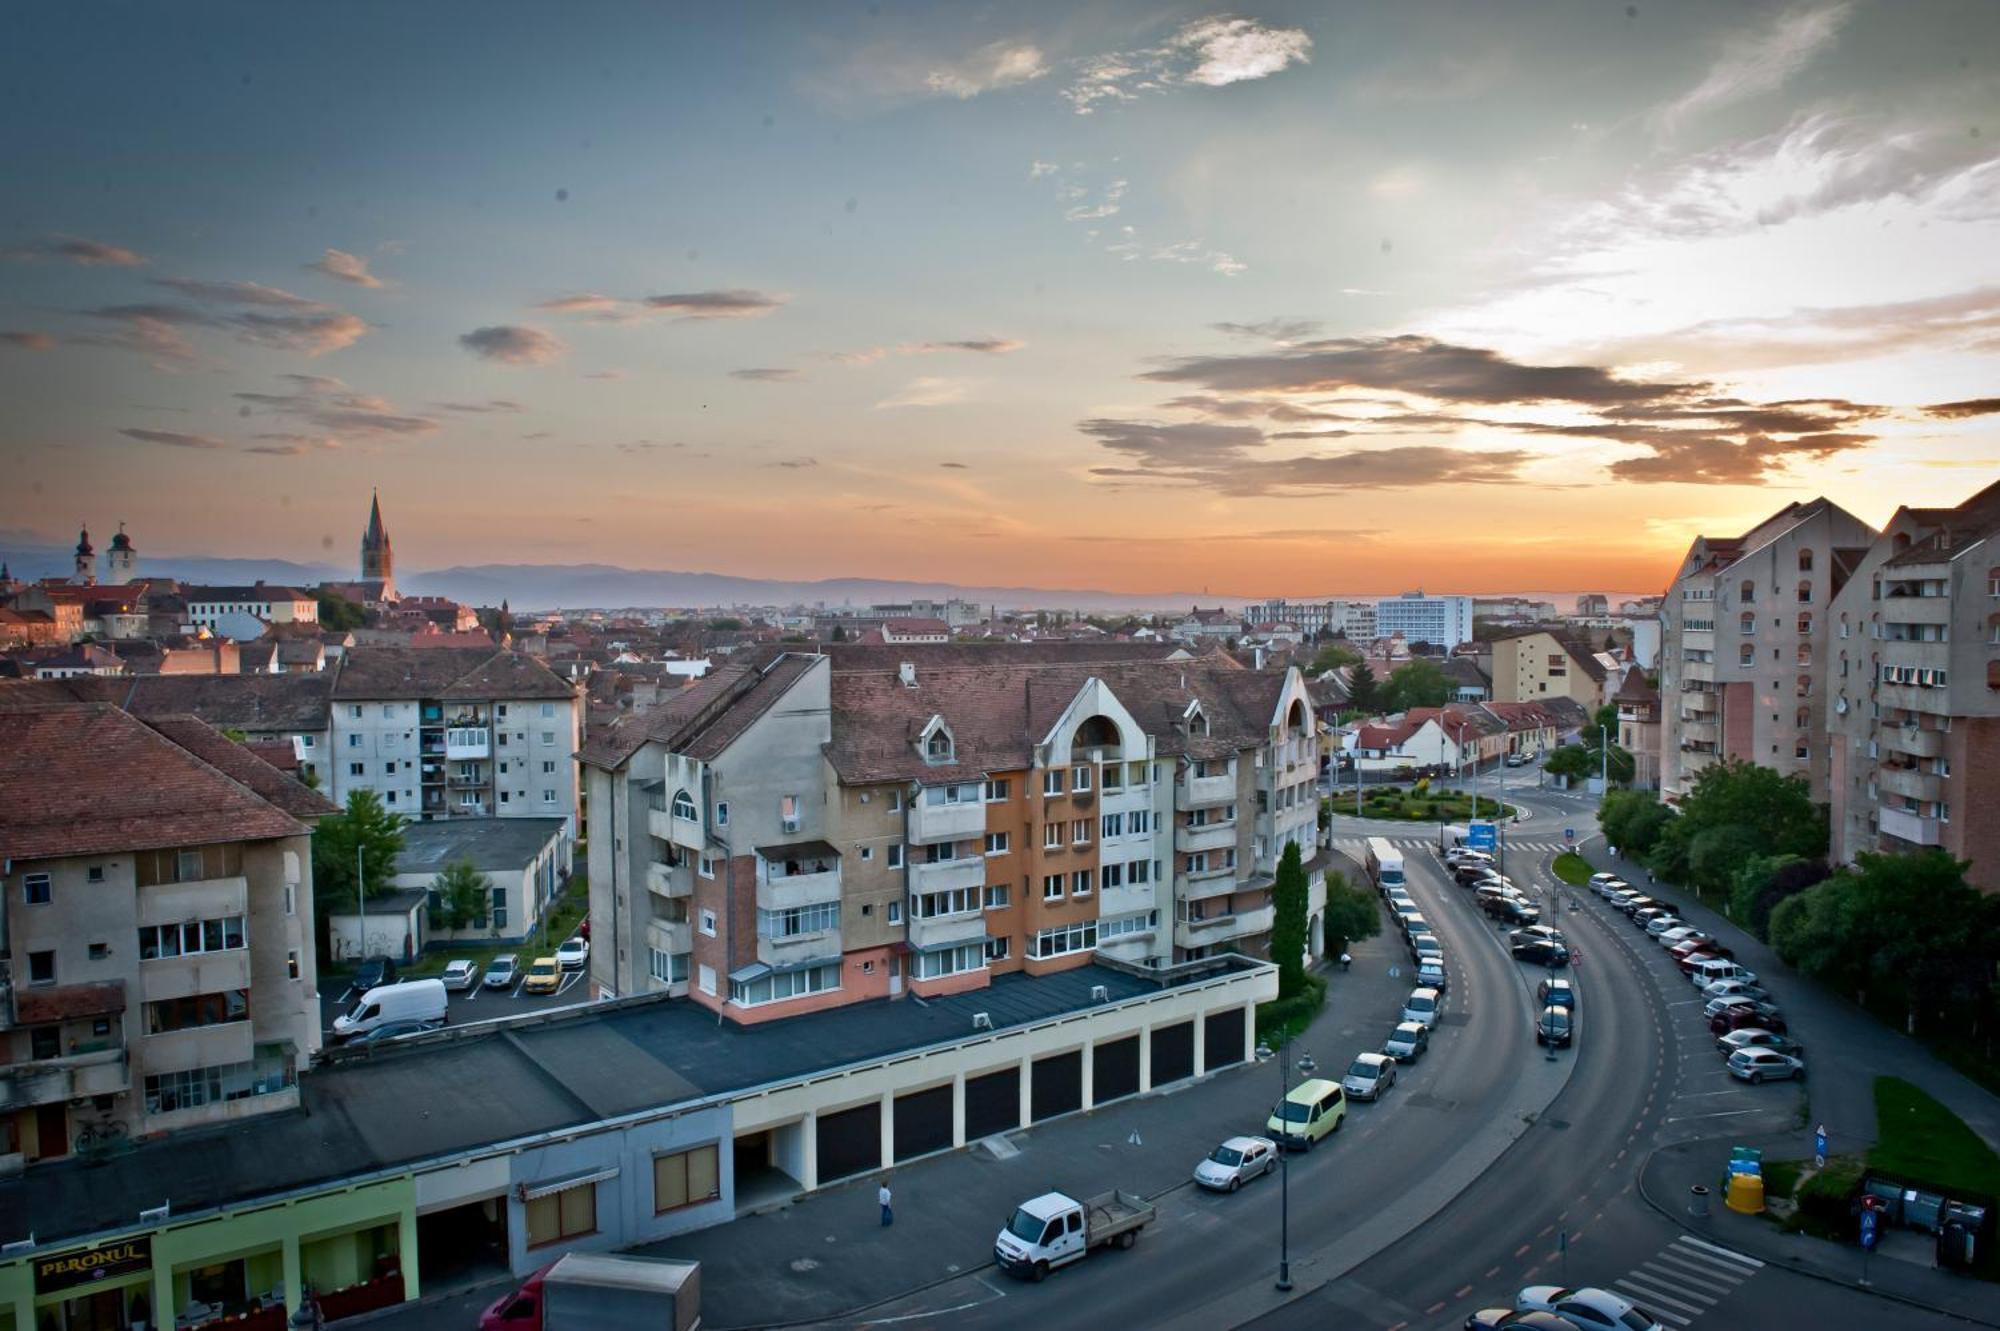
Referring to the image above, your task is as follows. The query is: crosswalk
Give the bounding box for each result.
[1331,835,1578,857]
[1608,1234,1764,1326]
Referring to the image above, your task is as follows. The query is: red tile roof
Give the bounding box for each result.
[15,979,126,1024]
[138,714,338,820]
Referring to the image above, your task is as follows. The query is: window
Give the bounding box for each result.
[1072,819,1090,845]
[916,888,979,918]
[671,789,696,819]
[288,950,301,980]
[887,843,904,869]
[27,950,55,984]
[1072,765,1092,791]
[1739,613,1756,634]
[887,900,902,924]
[698,964,716,995]
[23,873,50,906]
[1129,858,1151,884]
[1739,644,1755,666]
[984,831,1010,855]
[860,845,874,862]
[349,762,365,777]
[730,961,840,1005]
[715,801,729,827]
[492,886,509,930]
[985,936,1011,962]
[984,778,1010,802]
[1130,809,1151,835]
[1100,862,1124,891]
[1043,874,1064,901]
[526,1182,598,1248]
[284,884,295,916]
[145,1057,294,1116]
[146,989,250,1033]
[542,789,557,804]
[654,1144,721,1214]
[1043,769,1063,796]
[1044,822,1062,849]
[1032,920,1097,958]
[648,949,688,984]
[1099,910,1158,940]
[1739,579,1755,604]
[984,883,1011,909]
[89,941,110,960]
[1101,764,1123,791]
[384,761,397,776]
[758,902,839,937]
[1799,549,1814,572]
[86,865,104,884]
[889,789,903,812]
[1101,812,1123,839]
[541,703,556,718]
[389,790,401,805]
[698,856,716,878]
[926,729,953,759]
[699,909,717,936]
[543,760,556,774]
[138,915,246,959]
[1072,869,1092,896]
[348,734,362,748]
[914,942,985,979]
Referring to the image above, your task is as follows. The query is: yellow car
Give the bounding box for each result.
[521,956,563,995]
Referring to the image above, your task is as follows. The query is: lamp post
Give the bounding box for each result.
[1256,1039,1316,1292]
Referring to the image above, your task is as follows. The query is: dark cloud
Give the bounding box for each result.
[459,325,565,365]
[244,432,341,456]
[939,461,970,469]
[1925,397,2000,418]
[1078,415,1533,496]
[118,427,229,450]
[152,277,322,309]
[730,367,800,382]
[3,234,145,266]
[905,337,1024,355]
[0,331,56,350]
[1606,432,1871,484]
[644,289,787,319]
[83,284,367,356]
[433,399,526,413]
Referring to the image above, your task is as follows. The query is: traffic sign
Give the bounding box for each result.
[1860,1207,1880,1251]
[1563,827,1576,845]
[1815,1125,1828,1169]
[1468,821,1498,851]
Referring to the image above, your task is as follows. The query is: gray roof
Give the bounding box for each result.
[330,887,428,917]
[395,817,568,874]
[0,958,1261,1249]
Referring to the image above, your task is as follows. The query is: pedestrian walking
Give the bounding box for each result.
[879,1181,894,1227]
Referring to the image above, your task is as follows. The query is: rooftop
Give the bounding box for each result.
[394,816,570,874]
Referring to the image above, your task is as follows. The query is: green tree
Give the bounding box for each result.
[1320,871,1382,956]
[1728,853,1830,939]
[1590,704,1619,740]
[428,858,493,931]
[1599,788,1672,857]
[1544,744,1596,782]
[1270,842,1308,997]
[1384,659,1451,711]
[317,592,369,631]
[830,624,848,642]
[1309,643,1361,675]
[1645,759,1825,894]
[312,789,407,916]
[706,617,744,631]
[1348,661,1380,715]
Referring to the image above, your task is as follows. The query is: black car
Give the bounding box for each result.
[1536,1005,1574,1047]
[345,955,398,998]
[357,1018,441,1045]
[1512,937,1570,967]
[1492,898,1542,926]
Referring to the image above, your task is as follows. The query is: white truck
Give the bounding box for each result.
[993,1190,1154,1281]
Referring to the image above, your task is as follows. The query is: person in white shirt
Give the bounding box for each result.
[879,1181,893,1227]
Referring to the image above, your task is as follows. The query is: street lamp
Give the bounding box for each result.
[1256,1039,1317,1292]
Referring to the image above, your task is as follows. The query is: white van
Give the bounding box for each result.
[333,978,448,1042]
[1401,986,1442,1030]
[1690,959,1756,990]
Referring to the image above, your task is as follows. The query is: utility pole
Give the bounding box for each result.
[356,842,367,966]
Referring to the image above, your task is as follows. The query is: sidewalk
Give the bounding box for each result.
[1639,1134,2000,1327]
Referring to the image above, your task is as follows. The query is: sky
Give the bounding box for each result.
[2,0,1998,598]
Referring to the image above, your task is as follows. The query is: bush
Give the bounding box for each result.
[1793,1155,1866,1239]
[1255,972,1327,1044]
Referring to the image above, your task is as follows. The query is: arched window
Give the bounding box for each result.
[1285,697,1309,738]
[1739,579,1756,605]
[1798,613,1813,635]
[1796,707,1811,730]
[1738,643,1755,666]
[1797,580,1813,604]
[1798,549,1814,572]
[1797,644,1813,666]
[1739,612,1756,634]
[1796,674,1812,698]
[670,789,696,820]
[926,729,953,759]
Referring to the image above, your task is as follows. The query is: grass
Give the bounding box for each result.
[1355,785,1522,824]
[1552,852,1593,886]
[1761,1158,1805,1203]
[1870,1075,2000,1198]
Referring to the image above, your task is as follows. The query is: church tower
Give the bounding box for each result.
[106,522,137,583]
[360,490,396,601]
[72,526,96,585]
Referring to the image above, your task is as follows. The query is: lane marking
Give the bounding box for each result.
[1614,1277,1710,1314]
[1514,1243,1531,1258]
[1455,1284,1473,1299]
[1648,1249,1748,1284]
[1676,1234,1765,1268]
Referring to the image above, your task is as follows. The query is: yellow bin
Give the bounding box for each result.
[1725,1170,1765,1214]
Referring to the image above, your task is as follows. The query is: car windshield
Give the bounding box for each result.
[1348,1059,1378,1079]
[1619,1309,1659,1330]
[1005,1208,1049,1242]
[1208,1145,1244,1167]
[1279,1100,1313,1122]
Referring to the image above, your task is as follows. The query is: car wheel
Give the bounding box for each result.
[1228,1177,1240,1193]
[1032,1261,1049,1283]
[1117,1230,1137,1250]
[1332,1115,1344,1133]
[1750,1071,1764,1084]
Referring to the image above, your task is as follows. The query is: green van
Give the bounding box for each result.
[1265,1077,1347,1150]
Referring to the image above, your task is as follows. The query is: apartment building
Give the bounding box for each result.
[183,584,320,635]
[582,643,1323,1024]
[1374,592,1474,650]
[327,647,581,835]
[1656,499,1876,802]
[1487,628,1606,707]
[1242,599,1378,640]
[1613,666,1663,790]
[0,704,331,1164]
[1826,478,2000,890]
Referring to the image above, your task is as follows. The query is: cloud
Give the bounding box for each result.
[3,234,145,266]
[1605,431,1868,484]
[79,279,368,358]
[1212,318,1322,344]
[768,456,819,469]
[1,331,56,350]
[730,367,800,382]
[901,337,1024,356]
[1064,178,1127,221]
[459,325,565,365]
[924,40,1048,99]
[1925,397,2000,419]
[939,462,970,469]
[243,432,342,456]
[233,373,440,439]
[537,288,787,323]
[875,376,969,409]
[1064,16,1311,114]
[1029,160,1059,178]
[433,399,525,413]
[117,427,229,450]
[1607,285,2000,371]
[582,369,626,380]
[307,248,386,288]
[1652,2,1852,140]
[535,293,624,314]
[152,277,323,309]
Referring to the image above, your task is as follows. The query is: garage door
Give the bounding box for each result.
[815,1102,881,1184]
[1093,1035,1140,1104]
[1151,1020,1194,1087]
[893,1083,953,1162]
[963,1066,1020,1141]
[1031,1050,1083,1122]
[1204,1008,1245,1070]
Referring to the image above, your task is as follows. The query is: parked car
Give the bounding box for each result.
[483,954,520,989]
[1511,936,1570,968]
[1728,1048,1805,1083]
[1516,1287,1663,1331]
[358,1018,443,1045]
[1669,935,1718,961]
[555,935,590,970]
[1632,907,1670,930]
[1613,894,1656,917]
[1643,915,1684,938]
[1702,979,1772,1004]
[1416,958,1449,992]
[1267,1078,1348,1150]
[1535,1005,1573,1047]
[1587,872,1622,890]
[994,1189,1154,1279]
[1516,924,1567,946]
[1412,936,1444,964]
[331,978,449,1043]
[522,956,563,994]
[1504,752,1529,767]
[1193,1136,1278,1192]
[1466,1311,1582,1331]
[1688,958,1755,989]
[1383,1021,1430,1062]
[1593,877,1632,898]
[1538,977,1577,1010]
[1342,1052,1398,1102]
[1401,911,1430,937]
[1402,986,1442,1030]
[1717,1028,1804,1058]
[441,959,480,993]
[344,955,397,999]
[1657,926,1698,949]
[1704,994,1763,1020]
[1711,1005,1788,1037]
[1490,897,1543,926]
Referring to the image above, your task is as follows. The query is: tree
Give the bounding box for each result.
[1645,759,1825,894]
[428,859,493,931]
[1599,788,1671,857]
[1384,659,1451,712]
[1348,661,1380,715]
[311,789,407,916]
[1590,704,1619,740]
[1320,871,1382,956]
[1309,643,1360,676]
[317,592,369,631]
[1544,744,1595,782]
[1270,842,1308,996]
[830,624,848,642]
[1728,853,1830,939]
[706,617,744,631]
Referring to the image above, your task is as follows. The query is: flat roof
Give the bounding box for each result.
[394,817,568,874]
[0,958,1264,1251]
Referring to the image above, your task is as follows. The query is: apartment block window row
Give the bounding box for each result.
[914,886,979,917]
[1031,919,1097,959]
[144,1057,293,1116]
[1099,910,1159,940]
[135,843,244,887]
[653,1143,720,1215]
[138,915,246,960]
[1880,664,1949,688]
[925,781,982,806]
[730,960,839,1007]
[146,988,250,1034]
[756,902,839,938]
[914,941,986,979]
[647,947,687,985]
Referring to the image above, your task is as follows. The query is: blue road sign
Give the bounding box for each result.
[1860,1208,1880,1250]
[1815,1126,1828,1168]
[1563,827,1576,845]
[1468,821,1498,851]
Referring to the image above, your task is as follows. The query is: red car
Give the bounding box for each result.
[1710,1005,1788,1037]
[480,1265,554,1331]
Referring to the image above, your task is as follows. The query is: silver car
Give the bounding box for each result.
[1727,1048,1805,1083]
[1342,1052,1398,1101]
[441,959,479,992]
[482,954,520,989]
[1193,1135,1278,1192]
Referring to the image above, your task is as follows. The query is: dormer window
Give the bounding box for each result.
[926,730,952,759]
[1184,700,1208,737]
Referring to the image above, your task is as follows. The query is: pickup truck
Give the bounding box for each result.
[994,1189,1154,1280]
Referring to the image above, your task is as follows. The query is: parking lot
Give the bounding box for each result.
[317,947,596,1042]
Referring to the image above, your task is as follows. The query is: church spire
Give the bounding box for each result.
[360,489,396,599]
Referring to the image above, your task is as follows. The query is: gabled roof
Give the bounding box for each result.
[137,714,338,820]
[331,646,575,701]
[0,704,309,861]
[576,649,816,769]
[1612,665,1659,705]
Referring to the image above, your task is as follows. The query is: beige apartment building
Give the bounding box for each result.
[1488,628,1606,707]
[1657,498,1877,803]
[1826,479,2000,891]
[0,703,331,1164]
[582,642,1324,1024]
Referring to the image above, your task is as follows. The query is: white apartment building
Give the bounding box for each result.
[1243,599,1377,640]
[1373,592,1474,650]
[0,705,329,1163]
[183,584,320,634]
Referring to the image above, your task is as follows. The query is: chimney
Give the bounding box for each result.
[898,661,917,688]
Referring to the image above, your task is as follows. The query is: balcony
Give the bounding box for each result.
[646,805,704,846]
[1681,689,1716,715]
[1879,806,1943,847]
[1173,903,1276,950]
[1679,719,1718,745]
[647,917,691,957]
[145,1020,254,1076]
[1879,724,1944,759]
[1177,865,1241,903]
[447,773,490,790]
[646,859,692,900]
[0,1045,129,1111]
[755,852,842,911]
[1682,660,1715,684]
[907,910,987,951]
[1175,820,1236,854]
[1877,765,1941,802]
[910,855,985,896]
[1097,880,1157,917]
[444,727,491,759]
[909,795,987,844]
[1176,770,1236,810]
[1877,684,1950,716]
[757,929,841,970]
[141,875,248,924]
[141,948,252,1003]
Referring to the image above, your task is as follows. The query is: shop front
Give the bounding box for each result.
[26,1237,154,1331]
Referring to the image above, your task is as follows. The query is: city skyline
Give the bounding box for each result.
[4,1,1999,595]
